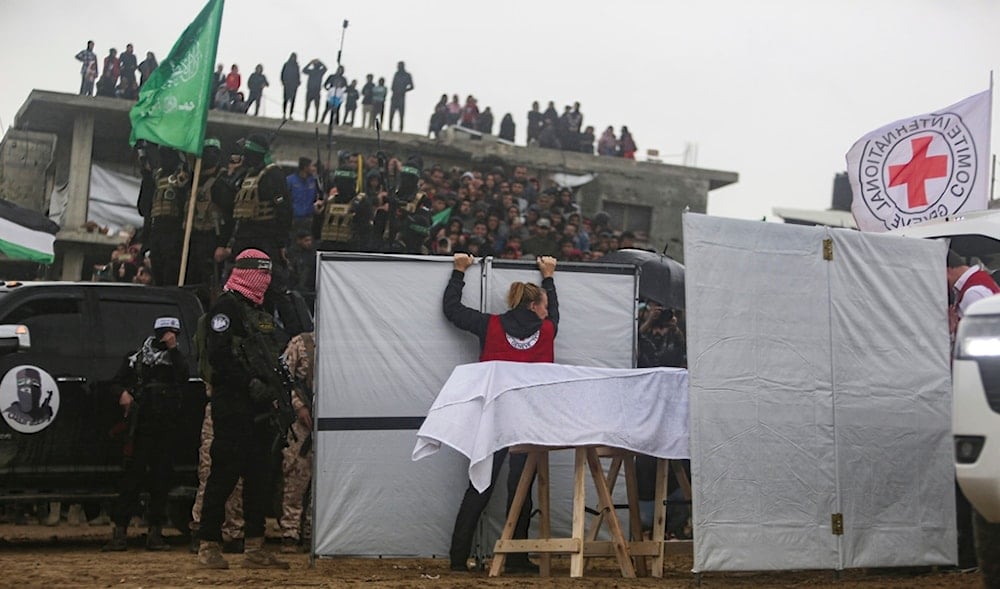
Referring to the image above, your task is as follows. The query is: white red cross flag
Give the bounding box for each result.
[846,89,992,232]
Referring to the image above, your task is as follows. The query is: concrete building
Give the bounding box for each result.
[1,90,737,279]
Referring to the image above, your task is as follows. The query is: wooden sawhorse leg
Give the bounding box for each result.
[537,450,551,576]
[623,453,649,576]
[488,451,539,577]
[585,448,636,578]
[650,458,668,577]
[570,447,587,577]
[584,451,649,576]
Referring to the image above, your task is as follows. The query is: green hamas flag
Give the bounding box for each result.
[129,0,224,156]
[431,207,452,227]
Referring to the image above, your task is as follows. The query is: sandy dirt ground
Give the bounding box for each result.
[0,521,984,589]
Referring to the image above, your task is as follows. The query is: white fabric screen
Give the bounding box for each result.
[313,253,638,556]
[683,213,955,571]
[49,164,143,234]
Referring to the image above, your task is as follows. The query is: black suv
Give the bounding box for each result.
[0,282,206,528]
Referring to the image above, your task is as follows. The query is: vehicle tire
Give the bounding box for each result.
[973,509,1000,588]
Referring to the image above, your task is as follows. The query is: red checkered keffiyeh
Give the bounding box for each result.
[225,249,272,305]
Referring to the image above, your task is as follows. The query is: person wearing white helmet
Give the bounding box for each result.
[103,316,188,552]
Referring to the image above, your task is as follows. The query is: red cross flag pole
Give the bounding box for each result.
[846,89,992,232]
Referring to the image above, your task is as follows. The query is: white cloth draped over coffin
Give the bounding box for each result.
[413,361,690,492]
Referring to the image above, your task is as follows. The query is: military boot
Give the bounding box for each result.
[101,525,128,552]
[43,502,61,526]
[67,503,85,526]
[146,525,171,551]
[242,536,290,569]
[197,541,229,569]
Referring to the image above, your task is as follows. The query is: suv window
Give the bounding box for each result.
[98,299,191,359]
[0,297,85,356]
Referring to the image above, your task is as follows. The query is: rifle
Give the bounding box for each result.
[374,115,390,194]
[314,127,325,196]
[111,397,140,460]
[374,116,399,245]
[238,330,298,454]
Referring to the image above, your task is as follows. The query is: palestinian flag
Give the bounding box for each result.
[0,199,60,264]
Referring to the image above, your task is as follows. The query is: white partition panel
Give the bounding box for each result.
[684,215,839,571]
[684,213,954,572]
[313,254,638,556]
[828,230,955,568]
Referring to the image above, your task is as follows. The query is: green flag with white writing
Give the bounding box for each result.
[128,0,224,156]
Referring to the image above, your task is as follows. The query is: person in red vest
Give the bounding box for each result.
[947,249,1000,335]
[443,252,558,573]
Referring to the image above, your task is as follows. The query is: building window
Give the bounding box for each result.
[602,202,652,241]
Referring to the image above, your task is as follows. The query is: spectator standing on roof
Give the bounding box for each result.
[119,44,138,86]
[579,125,595,154]
[225,65,241,104]
[281,53,300,119]
[618,126,637,159]
[75,40,98,96]
[389,61,414,132]
[343,80,359,126]
[597,126,617,156]
[360,74,375,128]
[542,101,558,126]
[459,96,479,130]
[499,114,516,142]
[446,94,461,125]
[526,101,543,145]
[97,48,120,97]
[429,94,448,138]
[477,107,494,135]
[322,66,347,125]
[371,77,388,127]
[138,51,158,87]
[302,58,327,123]
[246,64,269,116]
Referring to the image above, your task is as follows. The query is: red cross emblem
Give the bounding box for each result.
[888,136,949,208]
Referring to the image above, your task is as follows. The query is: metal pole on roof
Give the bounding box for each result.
[337,20,348,67]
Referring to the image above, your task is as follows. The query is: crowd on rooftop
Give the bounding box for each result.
[74,40,639,158]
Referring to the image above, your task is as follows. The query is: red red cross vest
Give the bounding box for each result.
[479,314,555,363]
[957,269,1000,308]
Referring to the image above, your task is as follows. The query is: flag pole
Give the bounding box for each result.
[177,157,203,286]
[991,154,996,202]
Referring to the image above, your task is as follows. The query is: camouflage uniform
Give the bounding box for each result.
[279,333,315,542]
[190,392,244,542]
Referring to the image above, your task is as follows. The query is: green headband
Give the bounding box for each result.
[203,138,221,150]
[244,139,269,155]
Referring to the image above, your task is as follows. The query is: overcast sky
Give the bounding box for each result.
[1,0,998,220]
